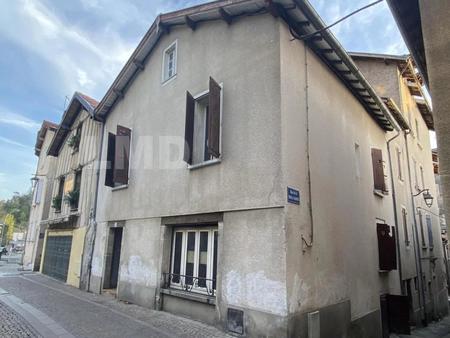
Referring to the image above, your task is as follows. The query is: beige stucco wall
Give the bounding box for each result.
[23,128,56,271]
[419,0,450,250]
[354,54,448,320]
[279,23,399,325]
[95,14,283,224]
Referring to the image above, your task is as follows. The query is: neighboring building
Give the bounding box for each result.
[387,0,450,258]
[352,52,448,326]
[82,0,446,336]
[23,121,58,271]
[432,149,447,232]
[39,92,101,289]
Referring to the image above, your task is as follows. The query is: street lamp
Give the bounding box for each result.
[413,188,434,208]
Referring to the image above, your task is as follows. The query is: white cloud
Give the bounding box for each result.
[0,136,30,149]
[0,0,135,97]
[0,110,40,131]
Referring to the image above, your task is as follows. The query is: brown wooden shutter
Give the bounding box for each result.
[184,91,195,164]
[105,132,115,187]
[114,125,131,185]
[372,148,386,191]
[377,223,397,271]
[208,77,221,158]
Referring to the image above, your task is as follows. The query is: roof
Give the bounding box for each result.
[386,0,428,87]
[35,120,58,156]
[382,97,409,131]
[94,0,395,131]
[349,51,408,62]
[47,92,98,157]
[351,52,433,130]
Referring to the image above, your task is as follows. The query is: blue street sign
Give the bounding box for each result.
[287,187,300,205]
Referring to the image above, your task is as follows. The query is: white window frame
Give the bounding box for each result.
[170,227,218,295]
[162,40,177,84]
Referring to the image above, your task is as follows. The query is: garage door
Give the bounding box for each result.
[42,235,73,281]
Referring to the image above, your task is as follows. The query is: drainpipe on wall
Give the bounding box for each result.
[404,130,428,326]
[86,118,105,293]
[302,42,314,251]
[386,127,405,295]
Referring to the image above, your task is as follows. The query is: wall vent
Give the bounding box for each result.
[227,308,244,335]
[308,310,320,338]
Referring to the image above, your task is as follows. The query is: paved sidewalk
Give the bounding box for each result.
[392,316,450,338]
[0,273,231,338]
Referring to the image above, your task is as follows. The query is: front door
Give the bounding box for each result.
[103,227,123,290]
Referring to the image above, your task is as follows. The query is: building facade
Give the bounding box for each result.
[83,0,446,336]
[23,121,58,271]
[23,1,448,337]
[352,52,448,326]
[38,92,101,289]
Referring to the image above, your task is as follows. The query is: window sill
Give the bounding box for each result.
[188,158,221,170]
[162,74,177,86]
[373,189,388,198]
[112,184,128,192]
[160,288,216,305]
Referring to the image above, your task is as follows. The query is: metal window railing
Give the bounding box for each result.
[162,272,216,296]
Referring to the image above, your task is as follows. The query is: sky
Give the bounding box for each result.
[0,0,420,200]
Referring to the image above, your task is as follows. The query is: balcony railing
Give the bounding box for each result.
[162,272,216,297]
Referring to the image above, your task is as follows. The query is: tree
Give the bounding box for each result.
[4,213,15,243]
[0,191,32,232]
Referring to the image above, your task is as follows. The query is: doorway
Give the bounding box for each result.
[103,227,123,292]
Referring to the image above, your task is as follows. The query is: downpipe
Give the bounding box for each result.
[404,130,428,326]
[386,127,405,295]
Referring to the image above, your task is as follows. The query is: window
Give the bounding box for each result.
[34,179,42,205]
[420,165,425,190]
[418,210,426,248]
[402,208,409,246]
[162,41,177,82]
[415,119,420,141]
[70,170,82,210]
[397,148,403,181]
[184,77,222,166]
[354,143,361,179]
[53,176,65,212]
[170,227,218,295]
[426,215,434,249]
[105,125,131,188]
[376,223,397,271]
[371,148,387,193]
[413,158,419,190]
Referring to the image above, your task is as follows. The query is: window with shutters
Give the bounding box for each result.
[105,125,131,188]
[418,210,427,248]
[396,148,403,181]
[184,77,222,167]
[376,223,397,271]
[162,40,177,83]
[426,215,434,250]
[371,148,388,195]
[168,227,218,296]
[33,179,43,205]
[401,207,409,246]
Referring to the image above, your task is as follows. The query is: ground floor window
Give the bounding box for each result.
[169,227,218,295]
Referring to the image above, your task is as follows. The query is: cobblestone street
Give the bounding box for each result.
[0,260,231,338]
[0,300,40,337]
